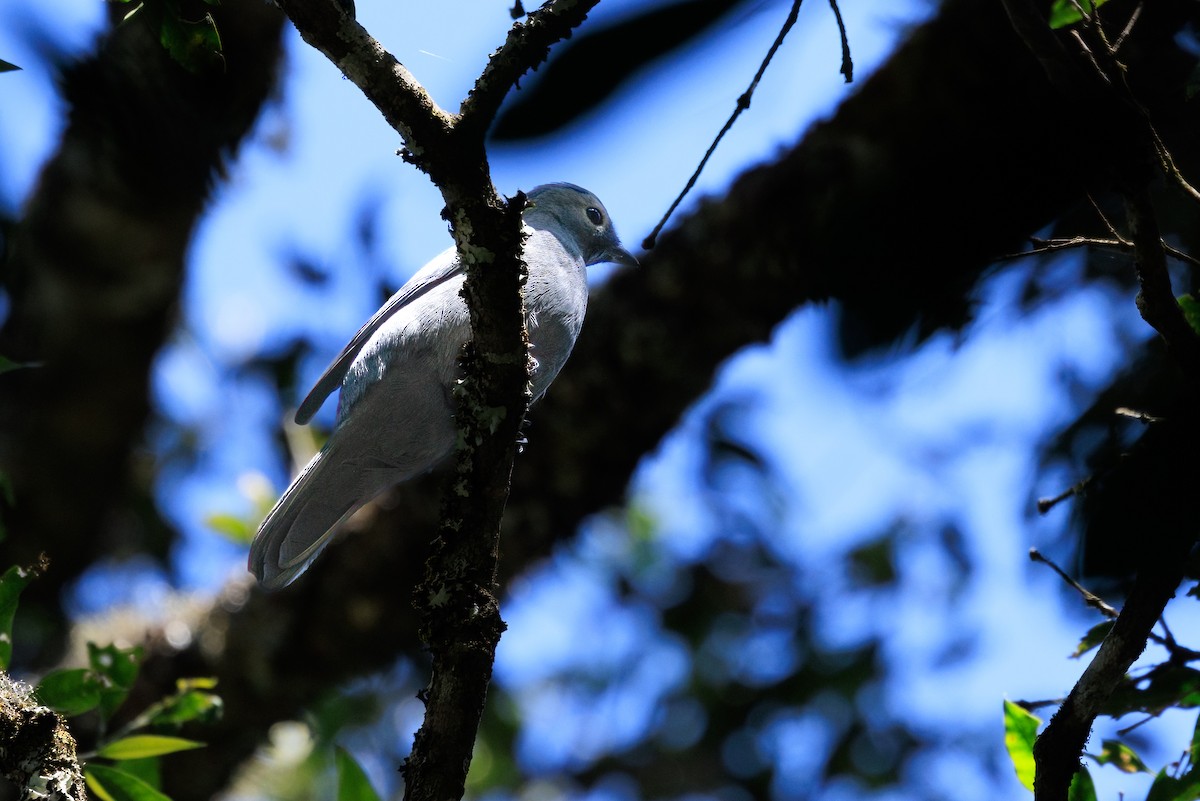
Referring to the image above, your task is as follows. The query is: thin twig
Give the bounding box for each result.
[1087,195,1127,242]
[1029,548,1119,618]
[827,0,853,82]
[1110,1,1143,54]
[997,235,1124,262]
[643,0,806,249]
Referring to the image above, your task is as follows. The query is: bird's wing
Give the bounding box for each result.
[294,250,463,424]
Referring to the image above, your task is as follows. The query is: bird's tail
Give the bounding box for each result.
[249,446,365,589]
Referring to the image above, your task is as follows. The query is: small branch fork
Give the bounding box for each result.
[267,2,600,800]
[997,2,1200,800]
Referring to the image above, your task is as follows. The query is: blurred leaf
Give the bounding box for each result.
[1179,294,1200,336]
[89,642,143,721]
[1190,714,1200,766]
[335,746,383,801]
[0,563,39,669]
[1049,0,1111,29]
[0,59,18,73]
[847,536,896,587]
[1145,766,1200,801]
[1106,665,1200,716]
[0,354,35,374]
[1093,739,1150,773]
[1004,700,1040,791]
[36,668,104,717]
[205,512,254,543]
[1072,621,1115,658]
[85,765,171,801]
[99,735,204,760]
[1068,766,1097,801]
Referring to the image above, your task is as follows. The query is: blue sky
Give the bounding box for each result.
[3,2,1198,800]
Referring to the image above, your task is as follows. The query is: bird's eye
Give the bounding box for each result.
[585,207,603,226]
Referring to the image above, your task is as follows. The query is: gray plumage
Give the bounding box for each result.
[249,183,636,588]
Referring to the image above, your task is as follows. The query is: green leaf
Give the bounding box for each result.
[146,687,223,727]
[1190,714,1200,767]
[1179,294,1200,337]
[1072,620,1115,658]
[1005,699,1040,791]
[89,642,143,721]
[0,59,19,73]
[36,668,103,716]
[85,765,171,801]
[1048,0,1111,29]
[99,735,204,760]
[99,733,202,762]
[1093,739,1150,774]
[109,759,160,791]
[0,563,40,669]
[1069,766,1097,801]
[1144,767,1200,801]
[336,747,383,801]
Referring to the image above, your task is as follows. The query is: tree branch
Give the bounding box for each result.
[996,2,1200,799]
[458,0,600,140]
[266,2,604,799]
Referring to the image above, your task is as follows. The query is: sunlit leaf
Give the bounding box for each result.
[1073,621,1115,658]
[336,746,383,801]
[1048,0,1111,29]
[1068,766,1097,801]
[147,687,222,727]
[1093,739,1150,774]
[85,765,171,801]
[99,735,204,760]
[1004,700,1040,791]
[0,564,39,669]
[36,668,104,716]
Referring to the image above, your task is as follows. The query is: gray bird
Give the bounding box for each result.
[249,183,636,588]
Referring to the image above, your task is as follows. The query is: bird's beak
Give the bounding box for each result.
[606,245,639,267]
